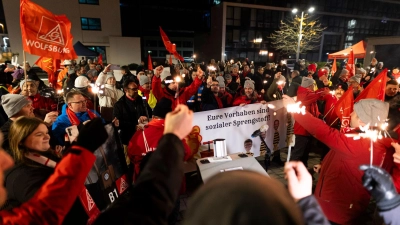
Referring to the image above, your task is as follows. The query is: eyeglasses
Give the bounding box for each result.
[211,84,219,87]
[69,100,87,105]
[126,87,138,92]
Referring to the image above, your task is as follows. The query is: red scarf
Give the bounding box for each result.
[66,107,97,126]
[214,94,223,109]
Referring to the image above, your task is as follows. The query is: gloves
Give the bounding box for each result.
[360,165,400,211]
[76,118,108,152]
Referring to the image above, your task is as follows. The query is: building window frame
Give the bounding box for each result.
[81,17,102,31]
[79,0,99,5]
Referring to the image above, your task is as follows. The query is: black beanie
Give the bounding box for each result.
[153,98,172,118]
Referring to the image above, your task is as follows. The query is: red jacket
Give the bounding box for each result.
[0,146,95,225]
[294,111,396,224]
[29,93,57,117]
[127,119,192,182]
[151,76,202,110]
[293,86,324,136]
[321,94,339,128]
[232,89,262,106]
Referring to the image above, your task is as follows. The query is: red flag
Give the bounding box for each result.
[334,88,354,133]
[331,58,337,75]
[20,0,77,59]
[159,26,184,62]
[355,69,388,102]
[148,54,153,70]
[346,49,355,78]
[98,54,103,66]
[35,56,60,87]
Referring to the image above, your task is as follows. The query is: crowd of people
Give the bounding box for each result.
[0,55,399,225]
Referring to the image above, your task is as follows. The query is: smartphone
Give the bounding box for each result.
[65,125,79,143]
[109,64,121,70]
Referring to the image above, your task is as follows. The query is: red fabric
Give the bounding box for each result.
[66,107,97,126]
[139,86,150,102]
[355,69,387,102]
[147,54,153,71]
[98,54,103,66]
[321,93,339,128]
[293,86,324,136]
[159,27,184,62]
[35,57,60,87]
[392,72,400,80]
[232,95,257,106]
[56,67,68,90]
[20,0,77,59]
[328,40,366,59]
[214,94,223,109]
[219,91,233,106]
[346,49,355,78]
[0,146,95,225]
[331,58,337,75]
[151,75,202,110]
[30,93,57,114]
[334,88,354,133]
[294,111,395,224]
[127,119,191,192]
[308,64,316,72]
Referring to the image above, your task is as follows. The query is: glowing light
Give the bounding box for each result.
[175,76,181,83]
[286,101,306,115]
[263,80,267,84]
[253,38,262,43]
[267,104,275,109]
[182,74,186,78]
[208,66,216,71]
[292,8,298,13]
[57,89,63,94]
[259,50,268,55]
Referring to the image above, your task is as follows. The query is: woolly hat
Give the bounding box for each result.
[225,74,232,80]
[218,80,225,88]
[340,69,349,76]
[106,72,115,82]
[349,76,361,84]
[301,77,314,88]
[139,75,150,86]
[1,94,32,118]
[244,78,255,90]
[353,99,389,126]
[153,98,172,119]
[216,76,225,84]
[308,64,317,72]
[19,79,36,89]
[75,76,90,88]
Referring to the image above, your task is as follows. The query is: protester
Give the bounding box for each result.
[385,79,399,102]
[0,118,107,225]
[233,78,265,106]
[282,95,396,224]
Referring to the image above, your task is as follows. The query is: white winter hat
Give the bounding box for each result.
[62,60,72,65]
[75,76,90,88]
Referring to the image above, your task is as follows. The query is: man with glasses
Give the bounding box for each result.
[113,80,149,166]
[52,91,101,145]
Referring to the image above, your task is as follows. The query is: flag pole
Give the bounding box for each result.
[23,51,27,81]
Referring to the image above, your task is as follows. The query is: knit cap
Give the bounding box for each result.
[308,64,316,72]
[301,77,314,88]
[1,94,32,118]
[140,75,150,86]
[19,79,36,89]
[106,72,114,82]
[349,76,360,84]
[353,99,389,126]
[225,74,232,80]
[244,79,255,90]
[216,76,225,84]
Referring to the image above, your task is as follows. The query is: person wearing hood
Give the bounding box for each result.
[151,65,203,110]
[97,72,124,122]
[282,96,397,224]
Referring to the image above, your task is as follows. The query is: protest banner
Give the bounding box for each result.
[190,100,289,157]
[79,124,129,223]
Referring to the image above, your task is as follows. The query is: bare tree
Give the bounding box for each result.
[269,14,326,60]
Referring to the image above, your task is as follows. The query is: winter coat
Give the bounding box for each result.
[29,93,57,120]
[98,84,124,108]
[152,75,202,110]
[293,86,324,136]
[113,95,149,145]
[0,146,95,225]
[52,104,101,145]
[294,111,395,224]
[201,87,223,111]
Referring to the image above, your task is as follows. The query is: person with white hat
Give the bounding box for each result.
[282,96,397,224]
[97,72,124,122]
[72,76,96,110]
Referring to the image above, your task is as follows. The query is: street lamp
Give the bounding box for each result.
[0,23,4,34]
[293,7,315,61]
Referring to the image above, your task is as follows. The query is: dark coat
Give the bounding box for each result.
[113,95,149,145]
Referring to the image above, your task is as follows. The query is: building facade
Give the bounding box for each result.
[208,0,400,64]
[1,0,141,66]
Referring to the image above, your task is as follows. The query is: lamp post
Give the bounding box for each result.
[292,7,315,61]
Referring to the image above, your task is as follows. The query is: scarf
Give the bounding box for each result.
[66,107,97,126]
[214,93,223,109]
